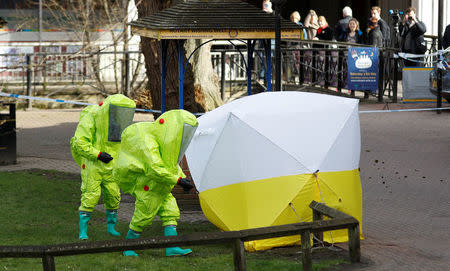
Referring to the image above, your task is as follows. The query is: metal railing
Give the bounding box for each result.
[0,201,360,271]
[0,51,147,103]
[1,38,438,107]
[211,40,403,102]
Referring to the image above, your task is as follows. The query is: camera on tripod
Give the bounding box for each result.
[389,9,404,24]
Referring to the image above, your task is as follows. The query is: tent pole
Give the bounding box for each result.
[436,0,443,114]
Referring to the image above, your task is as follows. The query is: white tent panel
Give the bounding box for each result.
[318,106,361,171]
[239,108,356,172]
[186,113,229,190]
[235,93,359,171]
[197,113,310,192]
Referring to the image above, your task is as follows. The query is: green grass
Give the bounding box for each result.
[0,170,348,271]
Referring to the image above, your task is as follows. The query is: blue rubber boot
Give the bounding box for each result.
[79,211,91,240]
[106,210,121,237]
[123,229,140,256]
[164,225,192,256]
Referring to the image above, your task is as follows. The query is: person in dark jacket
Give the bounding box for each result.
[399,7,427,67]
[335,6,352,41]
[370,6,390,46]
[316,16,333,41]
[343,18,364,44]
[367,18,383,47]
[0,17,7,29]
[443,24,450,49]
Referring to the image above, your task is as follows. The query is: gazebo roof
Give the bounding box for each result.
[130,0,302,40]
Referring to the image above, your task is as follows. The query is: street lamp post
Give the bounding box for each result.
[39,0,42,53]
[436,0,443,114]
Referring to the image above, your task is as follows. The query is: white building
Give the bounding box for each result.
[412,0,450,36]
[0,1,142,83]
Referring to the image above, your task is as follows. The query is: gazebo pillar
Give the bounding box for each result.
[247,40,255,96]
[178,40,185,109]
[161,40,168,113]
[265,39,272,91]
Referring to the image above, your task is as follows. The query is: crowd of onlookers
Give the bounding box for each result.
[286,5,427,57]
[262,1,448,67]
[272,5,396,47]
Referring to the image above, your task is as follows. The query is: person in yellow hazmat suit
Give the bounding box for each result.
[113,109,197,257]
[71,94,136,240]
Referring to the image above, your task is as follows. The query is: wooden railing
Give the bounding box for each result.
[0,201,360,271]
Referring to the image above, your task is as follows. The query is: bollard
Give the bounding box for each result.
[26,54,32,110]
[0,103,17,165]
[436,68,443,114]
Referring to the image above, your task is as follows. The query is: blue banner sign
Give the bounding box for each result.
[347,47,379,91]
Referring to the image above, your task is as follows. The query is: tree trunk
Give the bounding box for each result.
[137,0,222,114]
[185,39,222,110]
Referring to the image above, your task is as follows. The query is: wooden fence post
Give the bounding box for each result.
[301,230,312,271]
[348,224,360,263]
[42,255,55,271]
[233,239,246,271]
[312,209,323,246]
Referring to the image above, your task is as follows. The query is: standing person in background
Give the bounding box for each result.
[370,6,390,46]
[0,17,7,29]
[304,10,319,40]
[335,6,353,41]
[364,19,382,99]
[367,17,383,47]
[343,18,364,44]
[259,0,273,82]
[288,11,306,82]
[290,11,308,40]
[316,16,333,41]
[443,24,450,49]
[399,7,427,67]
[262,0,273,14]
[71,94,136,240]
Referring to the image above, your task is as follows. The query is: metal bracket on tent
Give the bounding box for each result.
[313,169,319,177]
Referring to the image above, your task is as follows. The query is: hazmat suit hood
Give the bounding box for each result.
[71,94,136,168]
[153,110,199,167]
[95,94,136,143]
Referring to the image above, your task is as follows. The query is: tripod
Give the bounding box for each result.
[383,20,402,100]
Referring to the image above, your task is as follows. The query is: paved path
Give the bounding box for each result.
[1,103,449,270]
[358,103,450,270]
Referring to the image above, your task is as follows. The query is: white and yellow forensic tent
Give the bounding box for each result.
[185,92,363,252]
